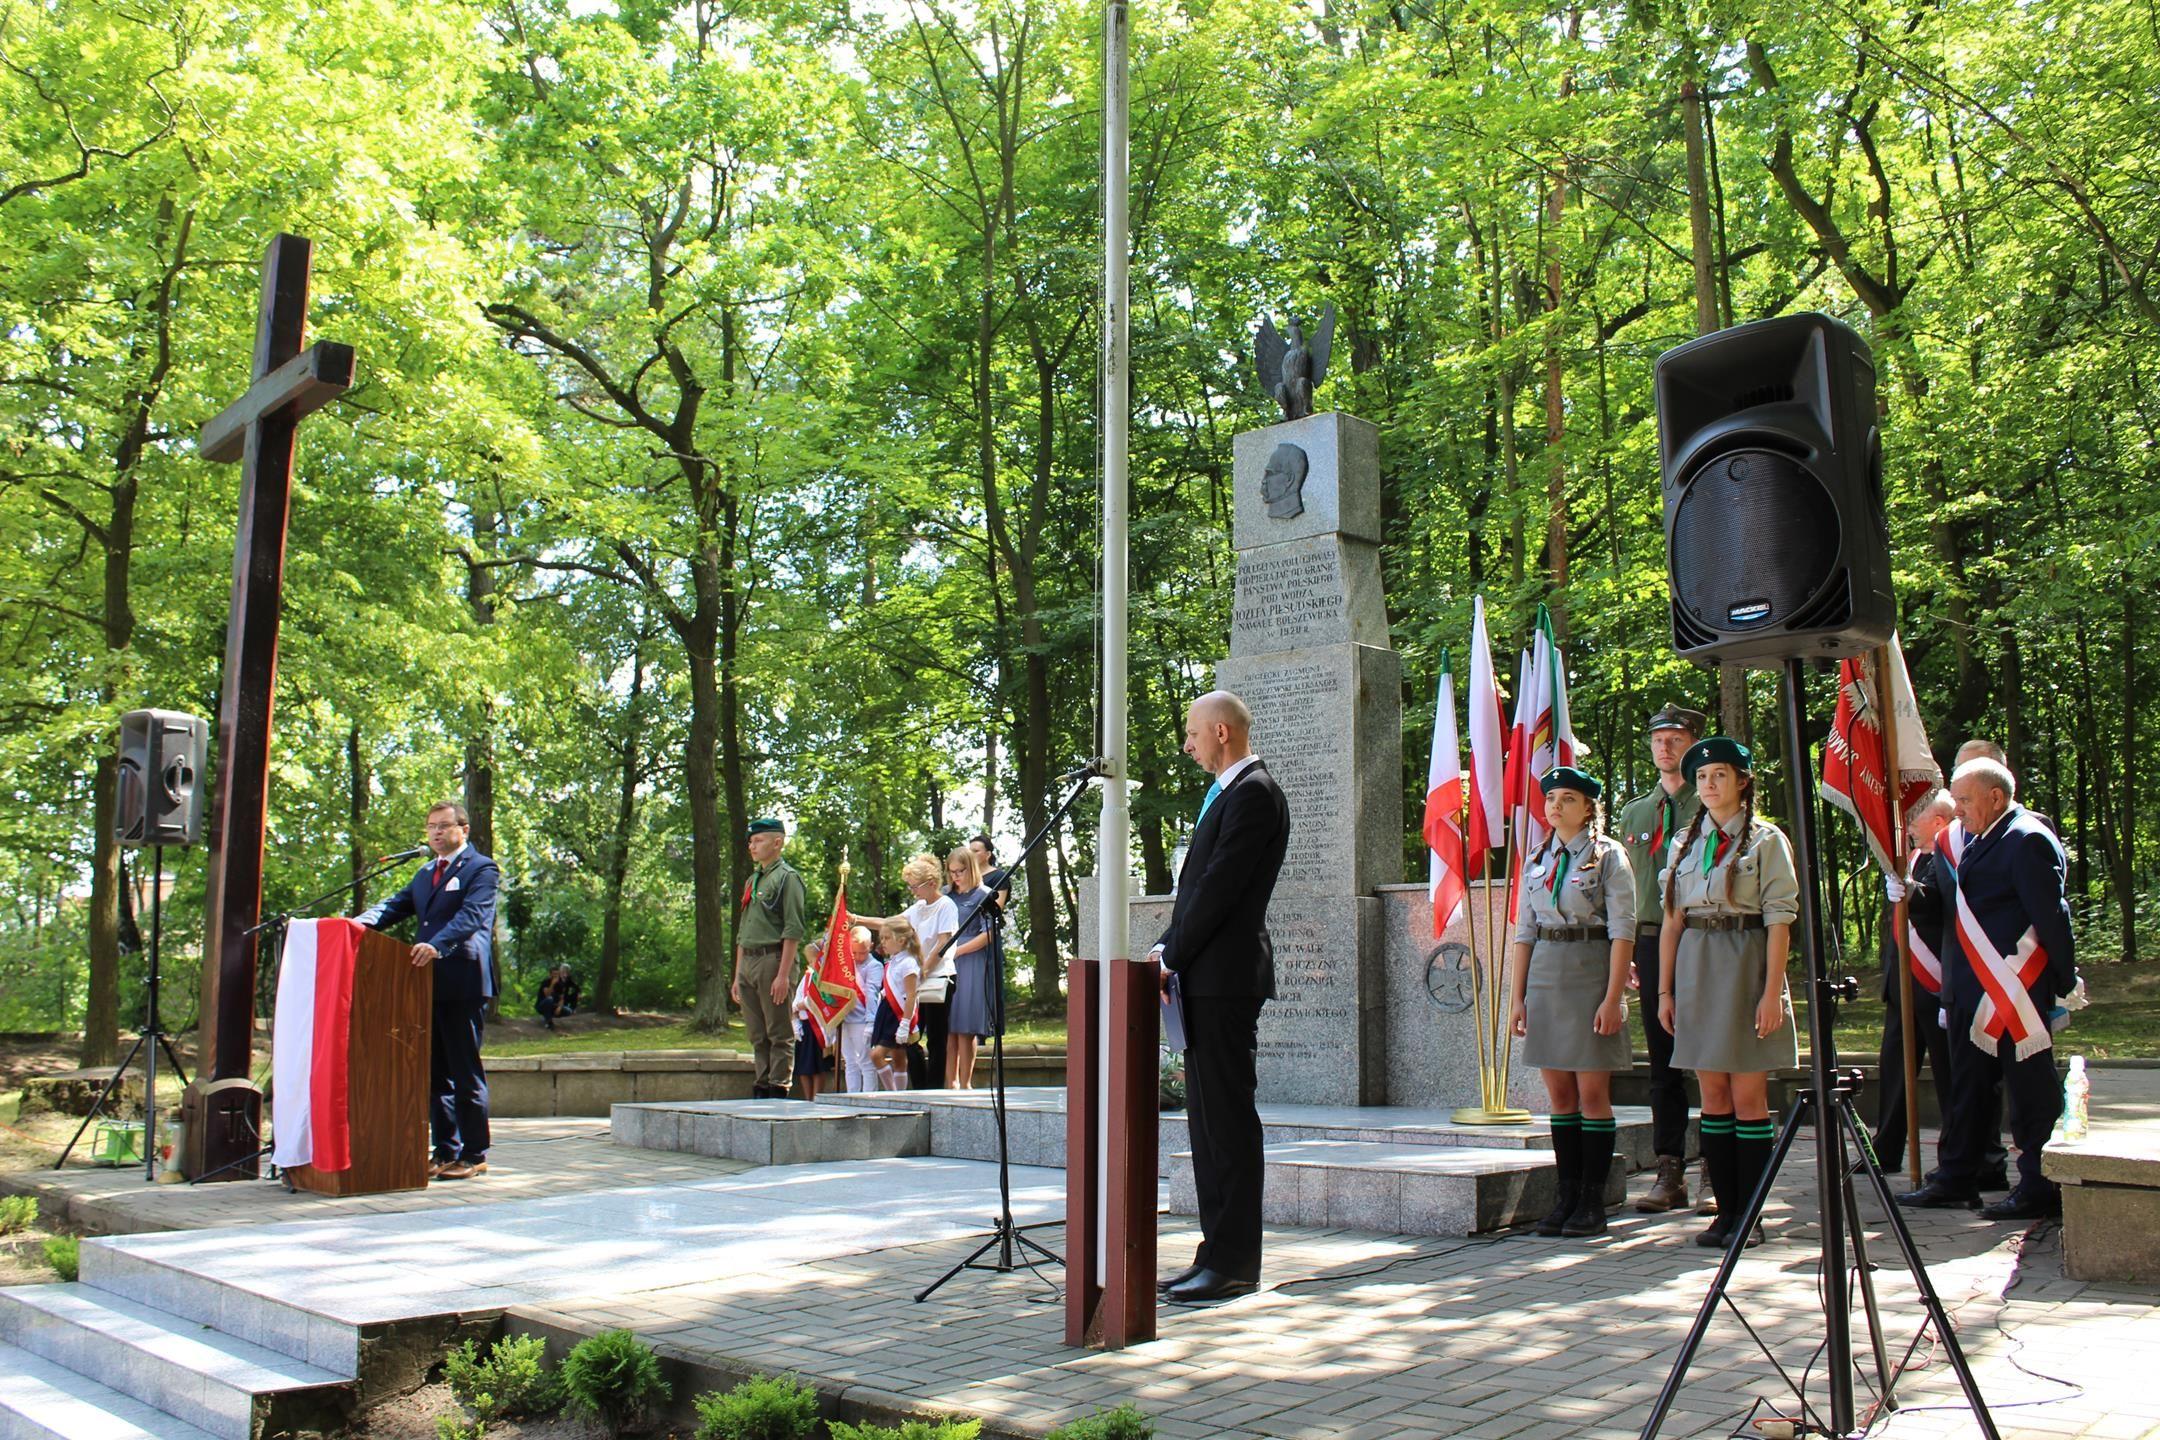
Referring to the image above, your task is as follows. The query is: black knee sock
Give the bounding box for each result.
[1579,1116,1617,1204]
[1735,1119,1776,1216]
[1550,1112,1583,1200]
[1699,1112,1736,1219]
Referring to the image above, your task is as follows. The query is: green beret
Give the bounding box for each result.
[1682,736,1752,783]
[1647,704,1708,737]
[745,817,786,837]
[1538,765,1602,801]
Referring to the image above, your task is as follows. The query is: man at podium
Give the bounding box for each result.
[359,802,501,1179]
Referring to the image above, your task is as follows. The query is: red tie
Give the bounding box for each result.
[432,859,448,888]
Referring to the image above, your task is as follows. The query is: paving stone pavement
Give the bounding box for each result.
[9,1117,2158,1438]
[519,1128,2160,1440]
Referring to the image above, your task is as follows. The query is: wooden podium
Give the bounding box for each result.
[282,926,433,1196]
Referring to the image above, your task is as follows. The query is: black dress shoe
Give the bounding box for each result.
[1157,1264,1202,1294]
[1165,1269,1256,1304]
[1981,1188,2062,1222]
[1897,1181,1981,1210]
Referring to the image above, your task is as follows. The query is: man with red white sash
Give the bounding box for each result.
[1927,757,2077,1221]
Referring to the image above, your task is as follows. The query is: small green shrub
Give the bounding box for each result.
[827,1419,982,1440]
[0,1195,39,1235]
[693,1372,820,1440]
[42,1234,77,1281]
[442,1334,560,1421]
[559,1328,669,1436]
[1046,1405,1153,1440]
[435,1416,484,1440]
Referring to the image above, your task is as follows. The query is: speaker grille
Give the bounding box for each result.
[1670,447,1841,632]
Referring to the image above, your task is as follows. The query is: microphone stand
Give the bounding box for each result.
[916,765,1103,1303]
[187,849,427,1187]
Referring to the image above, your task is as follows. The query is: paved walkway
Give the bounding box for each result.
[524,1138,2157,1439]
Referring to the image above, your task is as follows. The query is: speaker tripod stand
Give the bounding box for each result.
[1638,659,2000,1439]
[57,846,190,1179]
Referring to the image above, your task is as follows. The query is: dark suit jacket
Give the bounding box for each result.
[1941,807,2074,1012]
[363,847,501,1003]
[1155,759,1290,999]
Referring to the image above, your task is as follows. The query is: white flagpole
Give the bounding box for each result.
[1094,0,1131,1287]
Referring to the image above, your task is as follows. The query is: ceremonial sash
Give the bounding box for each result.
[1906,921,1942,995]
[1937,824,1965,869]
[1953,885,2051,1060]
[883,961,912,1022]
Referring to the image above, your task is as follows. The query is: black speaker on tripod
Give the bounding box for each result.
[1657,312,1894,666]
[116,709,207,848]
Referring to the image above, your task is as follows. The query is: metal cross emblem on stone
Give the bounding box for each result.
[185,233,354,1181]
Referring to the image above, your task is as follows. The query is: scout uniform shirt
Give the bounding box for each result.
[737,857,808,947]
[1512,829,1638,947]
[1618,781,1700,927]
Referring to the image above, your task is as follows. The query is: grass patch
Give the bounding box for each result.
[1794,957,2160,1062]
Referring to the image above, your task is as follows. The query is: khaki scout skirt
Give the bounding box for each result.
[1671,923,1798,1074]
[1522,936,1631,1072]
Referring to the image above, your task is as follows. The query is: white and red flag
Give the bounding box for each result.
[1504,604,1576,916]
[271,917,362,1173]
[1464,597,1508,878]
[1822,637,1940,876]
[1423,649,1469,937]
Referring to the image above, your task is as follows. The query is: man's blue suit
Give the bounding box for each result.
[361,846,499,1163]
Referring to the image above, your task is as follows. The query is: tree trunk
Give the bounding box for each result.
[685,616,731,1030]
[462,511,501,862]
[596,638,647,1016]
[84,755,122,1066]
[2118,585,2138,960]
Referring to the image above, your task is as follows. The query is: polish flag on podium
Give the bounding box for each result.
[1424,649,1469,937]
[271,917,363,1173]
[804,886,866,1047]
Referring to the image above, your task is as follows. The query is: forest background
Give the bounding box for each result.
[4,0,2155,1065]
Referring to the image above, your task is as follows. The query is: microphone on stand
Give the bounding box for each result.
[378,845,429,863]
[1059,757,1110,783]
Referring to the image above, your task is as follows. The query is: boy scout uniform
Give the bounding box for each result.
[737,837,808,1095]
[1661,811,1800,1074]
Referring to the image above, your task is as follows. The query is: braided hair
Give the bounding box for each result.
[1662,771,1756,910]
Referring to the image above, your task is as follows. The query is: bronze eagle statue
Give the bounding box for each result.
[1254,303,1336,421]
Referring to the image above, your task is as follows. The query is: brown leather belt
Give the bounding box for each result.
[1536,924,1609,942]
[1684,913,1765,932]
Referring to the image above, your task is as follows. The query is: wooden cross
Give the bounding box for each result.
[188,233,353,1179]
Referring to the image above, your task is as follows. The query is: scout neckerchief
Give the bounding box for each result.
[1650,794,1677,856]
[1700,820,1736,878]
[741,861,786,917]
[1547,839,1573,896]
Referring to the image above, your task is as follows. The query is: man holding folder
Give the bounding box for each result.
[1149,691,1290,1305]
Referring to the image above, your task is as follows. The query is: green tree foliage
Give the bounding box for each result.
[2,0,2156,1050]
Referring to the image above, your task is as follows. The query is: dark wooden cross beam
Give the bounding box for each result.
[186,233,353,1180]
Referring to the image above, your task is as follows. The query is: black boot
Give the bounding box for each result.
[1563,1118,1617,1236]
[1695,1113,1735,1248]
[1538,1114,1583,1236]
[1733,1119,1776,1247]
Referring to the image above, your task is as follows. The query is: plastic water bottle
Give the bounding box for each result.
[2063,1055,2091,1143]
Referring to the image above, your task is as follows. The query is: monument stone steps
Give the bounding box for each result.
[1171,1137,1631,1237]
[77,1241,359,1376]
[0,1338,222,1440]
[0,1282,350,1440]
[610,1097,931,1165]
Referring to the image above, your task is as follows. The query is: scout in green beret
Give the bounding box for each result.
[1656,738,1800,1250]
[1509,764,1637,1238]
[734,817,808,1098]
[1615,705,1707,1215]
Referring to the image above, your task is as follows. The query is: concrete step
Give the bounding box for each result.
[610,1098,931,1165]
[78,1241,359,1376]
[0,1336,220,1440]
[825,1091,1678,1175]
[0,1285,352,1440]
[1168,1139,1626,1236]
